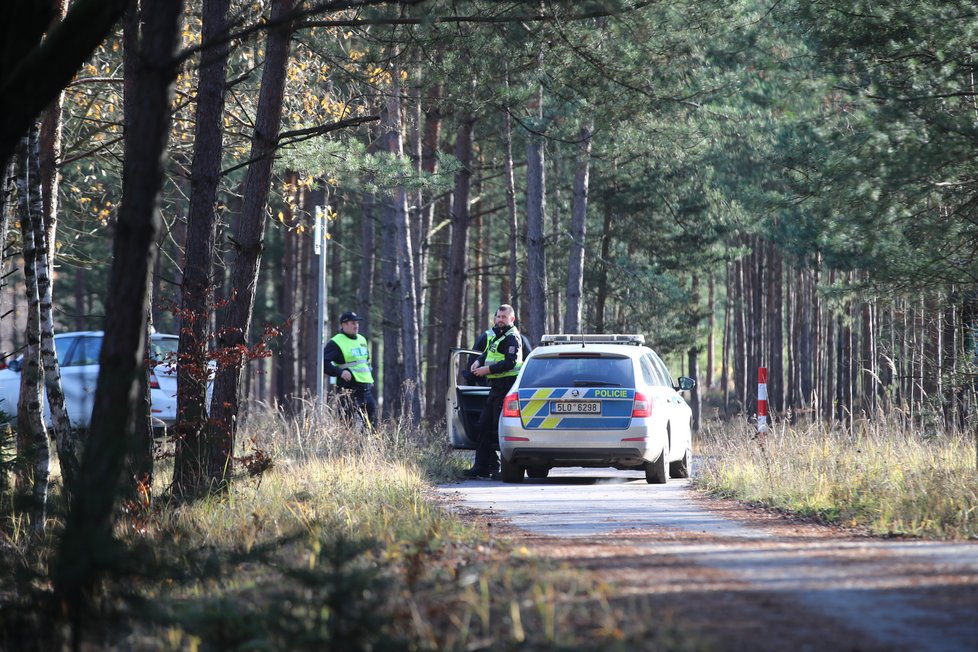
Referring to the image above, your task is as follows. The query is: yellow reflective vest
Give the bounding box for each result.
[485,326,523,379]
[330,333,374,384]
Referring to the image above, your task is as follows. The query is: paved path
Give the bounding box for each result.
[438,468,978,651]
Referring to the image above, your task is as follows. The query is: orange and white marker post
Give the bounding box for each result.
[757,367,768,434]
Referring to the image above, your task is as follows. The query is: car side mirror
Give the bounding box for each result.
[7,359,22,373]
[677,376,696,392]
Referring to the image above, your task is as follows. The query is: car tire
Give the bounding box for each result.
[501,457,525,483]
[644,447,668,484]
[526,467,550,479]
[670,448,691,479]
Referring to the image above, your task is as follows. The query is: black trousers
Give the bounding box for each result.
[473,377,515,471]
[338,386,376,426]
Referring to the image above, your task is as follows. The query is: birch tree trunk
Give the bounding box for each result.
[419,85,441,419]
[31,0,78,501]
[383,84,421,422]
[563,116,592,335]
[55,0,182,621]
[16,126,50,536]
[208,0,292,486]
[173,0,231,496]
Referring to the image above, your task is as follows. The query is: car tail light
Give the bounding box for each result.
[149,370,160,390]
[502,392,520,417]
[631,391,650,418]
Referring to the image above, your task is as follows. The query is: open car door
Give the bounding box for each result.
[447,348,489,449]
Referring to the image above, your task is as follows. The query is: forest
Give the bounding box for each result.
[1,0,977,643]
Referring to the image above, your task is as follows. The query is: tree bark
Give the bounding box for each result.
[208,0,292,486]
[503,97,520,315]
[0,0,133,172]
[384,83,421,422]
[525,81,547,345]
[55,0,181,622]
[563,117,592,335]
[441,114,475,355]
[379,190,401,418]
[276,172,298,412]
[122,0,155,508]
[594,205,612,333]
[706,275,715,389]
[15,126,50,536]
[172,0,231,496]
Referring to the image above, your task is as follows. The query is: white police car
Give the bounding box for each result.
[496,334,695,484]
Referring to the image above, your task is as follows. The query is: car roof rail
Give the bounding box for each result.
[539,333,645,346]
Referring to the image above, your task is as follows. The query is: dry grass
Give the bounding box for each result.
[2,402,703,651]
[695,414,978,538]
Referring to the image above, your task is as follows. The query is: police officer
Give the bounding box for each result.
[462,317,532,386]
[324,311,376,427]
[463,304,523,479]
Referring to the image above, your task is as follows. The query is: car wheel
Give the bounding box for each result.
[644,447,668,484]
[501,457,525,483]
[526,467,549,479]
[669,448,691,479]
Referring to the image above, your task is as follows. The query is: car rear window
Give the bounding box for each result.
[150,337,179,362]
[519,355,634,389]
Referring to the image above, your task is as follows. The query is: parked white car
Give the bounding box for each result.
[0,331,198,429]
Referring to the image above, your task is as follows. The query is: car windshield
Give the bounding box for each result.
[518,355,634,389]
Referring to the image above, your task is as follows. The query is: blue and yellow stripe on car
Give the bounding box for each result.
[517,388,634,430]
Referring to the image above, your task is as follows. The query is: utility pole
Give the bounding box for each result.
[315,204,328,403]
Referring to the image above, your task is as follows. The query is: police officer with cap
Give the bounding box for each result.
[324,311,376,426]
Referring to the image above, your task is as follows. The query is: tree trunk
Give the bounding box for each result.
[379,194,401,419]
[524,82,547,345]
[55,0,181,621]
[733,256,746,413]
[594,205,612,333]
[502,78,520,315]
[383,83,421,422]
[768,243,783,414]
[276,172,298,412]
[123,0,155,508]
[172,0,231,496]
[36,0,78,500]
[688,275,701,432]
[441,114,474,356]
[208,0,292,486]
[15,126,50,536]
[706,275,715,389]
[563,117,592,335]
[721,262,732,414]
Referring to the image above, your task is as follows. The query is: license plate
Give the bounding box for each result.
[551,401,601,414]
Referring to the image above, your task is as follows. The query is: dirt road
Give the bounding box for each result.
[437,469,978,652]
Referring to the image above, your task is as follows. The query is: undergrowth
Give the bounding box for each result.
[695,413,978,539]
[1,399,703,651]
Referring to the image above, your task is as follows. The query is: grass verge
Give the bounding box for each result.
[695,415,978,539]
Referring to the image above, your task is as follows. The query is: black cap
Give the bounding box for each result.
[339,311,363,323]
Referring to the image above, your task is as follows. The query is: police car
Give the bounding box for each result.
[495,334,695,484]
